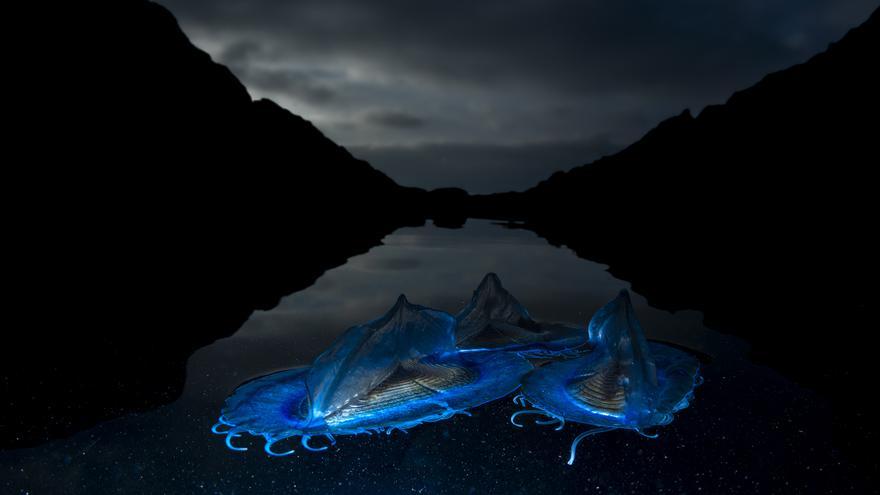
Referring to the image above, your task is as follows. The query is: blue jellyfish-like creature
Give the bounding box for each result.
[511,290,701,465]
[212,295,532,456]
[455,273,588,357]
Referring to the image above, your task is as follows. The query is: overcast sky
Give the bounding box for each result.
[160,0,876,193]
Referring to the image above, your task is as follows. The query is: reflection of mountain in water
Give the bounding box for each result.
[4,0,445,448]
[471,8,879,473]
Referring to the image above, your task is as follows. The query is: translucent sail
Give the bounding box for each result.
[514,290,701,464]
[455,273,537,343]
[214,292,532,457]
[581,290,658,422]
[455,273,585,354]
[305,295,456,421]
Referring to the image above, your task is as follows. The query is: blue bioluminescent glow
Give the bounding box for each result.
[213,294,533,457]
[455,273,588,357]
[512,290,702,465]
[213,279,702,461]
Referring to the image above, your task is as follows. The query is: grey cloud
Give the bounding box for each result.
[217,39,261,66]
[163,0,877,98]
[217,40,337,103]
[364,110,426,129]
[158,0,877,192]
[244,69,336,103]
[362,256,424,271]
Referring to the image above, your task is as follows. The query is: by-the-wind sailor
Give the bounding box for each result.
[455,273,587,357]
[212,295,532,456]
[511,290,701,464]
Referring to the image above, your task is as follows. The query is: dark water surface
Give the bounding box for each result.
[1,221,862,493]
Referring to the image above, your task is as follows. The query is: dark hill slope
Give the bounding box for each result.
[472,8,879,471]
[3,0,429,447]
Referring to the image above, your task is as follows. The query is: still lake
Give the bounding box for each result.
[1,220,858,493]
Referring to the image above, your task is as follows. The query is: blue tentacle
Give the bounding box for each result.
[536,416,565,430]
[265,439,295,457]
[225,432,248,452]
[635,428,659,439]
[510,409,553,428]
[212,422,234,434]
[567,427,616,465]
[301,435,328,452]
[555,417,565,431]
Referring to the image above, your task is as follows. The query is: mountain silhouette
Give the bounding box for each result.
[4,0,443,448]
[472,7,878,470]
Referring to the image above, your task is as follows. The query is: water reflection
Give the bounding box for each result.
[2,220,861,494]
[194,220,734,397]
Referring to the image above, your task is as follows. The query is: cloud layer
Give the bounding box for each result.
[160,0,876,192]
